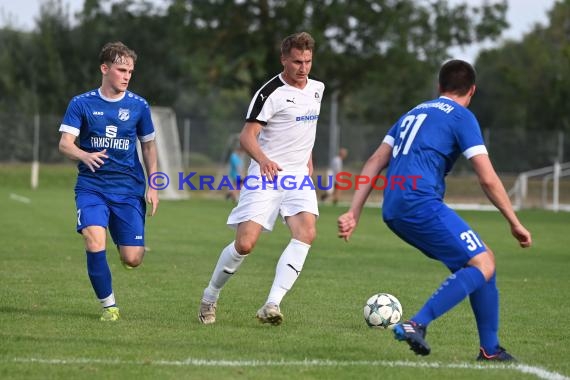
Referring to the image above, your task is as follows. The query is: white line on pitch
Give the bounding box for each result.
[6,357,569,380]
[9,193,31,204]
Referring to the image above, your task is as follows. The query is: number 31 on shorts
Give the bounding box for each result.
[460,229,483,251]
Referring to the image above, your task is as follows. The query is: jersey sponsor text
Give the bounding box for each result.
[90,136,130,150]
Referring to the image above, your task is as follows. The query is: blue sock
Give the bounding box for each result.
[86,250,113,304]
[412,266,486,326]
[470,273,499,353]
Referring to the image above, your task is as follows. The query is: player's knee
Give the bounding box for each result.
[234,238,256,255]
[295,227,316,245]
[82,232,105,252]
[123,255,143,267]
[120,246,145,267]
[470,251,496,281]
[480,265,495,281]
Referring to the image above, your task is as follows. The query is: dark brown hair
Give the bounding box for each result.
[438,59,476,96]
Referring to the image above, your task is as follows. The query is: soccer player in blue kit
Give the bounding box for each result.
[338,60,532,360]
[58,42,159,321]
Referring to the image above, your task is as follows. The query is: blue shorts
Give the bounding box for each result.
[384,203,486,272]
[75,189,146,246]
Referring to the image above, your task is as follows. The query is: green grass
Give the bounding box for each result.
[1,165,569,379]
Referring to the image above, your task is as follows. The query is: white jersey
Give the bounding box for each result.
[245,73,325,175]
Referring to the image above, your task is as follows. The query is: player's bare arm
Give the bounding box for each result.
[470,154,532,248]
[239,121,282,181]
[308,153,314,176]
[58,132,108,173]
[141,140,159,216]
[338,142,392,241]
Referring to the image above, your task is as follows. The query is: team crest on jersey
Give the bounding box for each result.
[118,108,130,121]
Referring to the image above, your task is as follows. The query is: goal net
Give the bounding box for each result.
[138,106,188,200]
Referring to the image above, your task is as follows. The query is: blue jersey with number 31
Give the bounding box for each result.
[59,89,155,197]
[382,96,487,220]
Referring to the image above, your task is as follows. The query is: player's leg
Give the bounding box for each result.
[77,192,118,321]
[204,221,263,301]
[268,212,315,306]
[107,194,146,269]
[117,246,145,268]
[229,177,240,202]
[387,205,489,355]
[257,212,316,326]
[468,245,514,360]
[199,221,263,324]
[199,184,281,324]
[332,186,340,205]
[82,226,117,318]
[257,181,319,325]
[411,252,492,326]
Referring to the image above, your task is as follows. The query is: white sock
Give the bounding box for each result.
[266,239,310,306]
[202,241,245,302]
[100,293,116,308]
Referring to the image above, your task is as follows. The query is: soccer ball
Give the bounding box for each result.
[363,293,403,329]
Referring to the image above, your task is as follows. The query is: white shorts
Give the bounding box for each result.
[227,173,319,231]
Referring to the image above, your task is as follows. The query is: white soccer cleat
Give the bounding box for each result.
[256,303,283,326]
[198,300,217,325]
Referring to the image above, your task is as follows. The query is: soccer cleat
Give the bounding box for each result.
[393,320,430,356]
[477,346,517,362]
[256,303,283,326]
[198,300,217,325]
[100,306,120,321]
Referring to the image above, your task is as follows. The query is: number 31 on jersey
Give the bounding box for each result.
[392,113,428,158]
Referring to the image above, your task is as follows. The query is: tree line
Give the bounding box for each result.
[0,0,568,165]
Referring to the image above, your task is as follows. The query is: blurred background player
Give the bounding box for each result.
[58,41,159,321]
[198,32,325,326]
[226,144,244,202]
[338,60,531,360]
[321,147,348,205]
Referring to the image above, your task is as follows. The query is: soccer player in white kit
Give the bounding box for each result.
[199,32,325,325]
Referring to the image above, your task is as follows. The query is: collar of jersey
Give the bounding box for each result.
[98,88,126,102]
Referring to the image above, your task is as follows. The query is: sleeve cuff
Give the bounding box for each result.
[382,135,395,147]
[59,124,80,136]
[138,132,156,143]
[463,145,488,159]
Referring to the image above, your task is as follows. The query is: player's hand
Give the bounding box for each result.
[82,149,108,172]
[338,210,358,242]
[259,159,282,182]
[146,188,159,216]
[511,224,532,248]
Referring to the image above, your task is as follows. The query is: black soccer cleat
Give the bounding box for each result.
[393,320,431,356]
[476,346,517,362]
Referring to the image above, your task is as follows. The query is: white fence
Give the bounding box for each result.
[509,161,570,212]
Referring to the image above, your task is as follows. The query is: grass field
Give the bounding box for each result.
[1,165,569,379]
